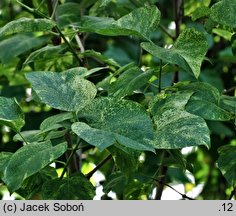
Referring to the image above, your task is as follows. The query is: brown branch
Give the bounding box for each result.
[86,154,112,179]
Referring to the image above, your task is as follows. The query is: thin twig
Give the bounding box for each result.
[159,24,175,40]
[18,131,29,145]
[86,154,112,179]
[229,187,236,200]
[50,0,59,19]
[17,0,82,65]
[73,27,85,53]
[223,86,236,94]
[151,176,195,200]
[60,140,80,179]
[154,150,169,200]
[172,0,184,84]
[158,60,162,93]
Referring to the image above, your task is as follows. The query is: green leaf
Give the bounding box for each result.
[212,29,233,41]
[185,0,211,16]
[150,91,210,149]
[109,67,154,98]
[103,171,128,197]
[25,71,97,112]
[210,0,236,28]
[0,97,25,132]
[57,3,81,27]
[0,34,50,64]
[141,28,208,78]
[17,166,58,199]
[231,33,236,56]
[217,145,236,186]
[40,112,73,131]
[185,100,233,121]
[175,82,220,103]
[0,18,55,37]
[77,6,160,40]
[24,44,67,65]
[0,152,13,178]
[72,122,115,151]
[220,95,236,113]
[63,66,108,78]
[81,50,120,67]
[89,0,113,16]
[108,145,140,175]
[2,141,67,193]
[191,6,210,21]
[72,97,155,152]
[175,82,233,121]
[13,130,44,143]
[42,174,95,199]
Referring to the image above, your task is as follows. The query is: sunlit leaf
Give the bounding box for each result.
[210,0,236,28]
[0,18,55,37]
[141,28,208,78]
[150,91,210,149]
[2,141,67,193]
[72,97,155,152]
[77,6,160,40]
[25,70,97,111]
[109,67,154,98]
[0,97,25,132]
[191,6,210,21]
[175,82,233,121]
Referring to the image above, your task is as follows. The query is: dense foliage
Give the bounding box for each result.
[0,0,235,200]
